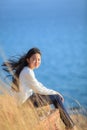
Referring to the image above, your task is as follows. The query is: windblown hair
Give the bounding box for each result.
[2,47,41,92]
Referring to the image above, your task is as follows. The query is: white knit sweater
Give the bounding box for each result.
[16,67,61,104]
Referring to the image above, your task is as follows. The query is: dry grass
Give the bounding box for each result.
[0,82,87,130]
[0,94,63,130]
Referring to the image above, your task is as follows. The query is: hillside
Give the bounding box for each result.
[0,94,87,130]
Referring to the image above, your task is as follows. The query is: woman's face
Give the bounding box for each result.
[27,53,41,69]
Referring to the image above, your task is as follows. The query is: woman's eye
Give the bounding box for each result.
[38,59,41,61]
[32,58,41,62]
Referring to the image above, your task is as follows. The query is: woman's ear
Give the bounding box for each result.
[26,58,30,64]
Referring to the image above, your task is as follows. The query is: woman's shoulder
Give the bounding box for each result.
[20,67,32,75]
[19,67,34,79]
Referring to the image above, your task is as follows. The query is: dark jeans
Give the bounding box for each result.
[29,94,75,129]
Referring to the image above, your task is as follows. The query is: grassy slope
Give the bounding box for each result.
[0,89,87,130]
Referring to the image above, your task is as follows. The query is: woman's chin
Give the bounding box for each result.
[35,66,39,69]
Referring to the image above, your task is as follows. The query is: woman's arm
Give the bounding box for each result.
[38,82,64,102]
[22,68,64,101]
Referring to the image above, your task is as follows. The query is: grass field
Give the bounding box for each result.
[0,80,87,130]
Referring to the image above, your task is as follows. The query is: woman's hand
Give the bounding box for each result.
[56,92,64,102]
[59,95,64,102]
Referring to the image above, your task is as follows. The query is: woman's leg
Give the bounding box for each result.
[29,93,52,107]
[29,94,75,129]
[49,95,75,129]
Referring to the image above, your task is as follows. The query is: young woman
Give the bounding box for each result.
[2,47,75,129]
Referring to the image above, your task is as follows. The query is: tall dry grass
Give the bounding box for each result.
[0,93,63,130]
[0,79,87,130]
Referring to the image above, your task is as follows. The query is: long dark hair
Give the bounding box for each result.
[2,47,41,92]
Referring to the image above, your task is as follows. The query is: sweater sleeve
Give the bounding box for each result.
[23,68,63,98]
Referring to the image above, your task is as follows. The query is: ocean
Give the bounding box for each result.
[0,0,87,110]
